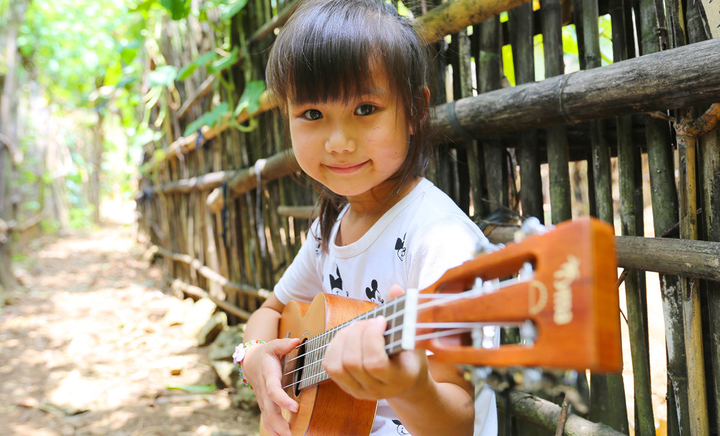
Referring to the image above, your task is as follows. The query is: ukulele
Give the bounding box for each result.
[263,217,621,436]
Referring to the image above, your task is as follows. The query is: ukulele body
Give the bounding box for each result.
[260,293,379,436]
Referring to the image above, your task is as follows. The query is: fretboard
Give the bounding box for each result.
[298,295,408,389]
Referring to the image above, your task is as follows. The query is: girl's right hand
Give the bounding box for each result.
[242,337,302,436]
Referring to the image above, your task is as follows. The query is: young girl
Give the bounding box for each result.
[236,1,497,435]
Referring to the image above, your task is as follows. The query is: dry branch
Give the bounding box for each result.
[177,76,215,120]
[497,391,626,436]
[154,245,271,298]
[168,278,252,320]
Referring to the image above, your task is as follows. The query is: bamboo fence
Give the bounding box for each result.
[136,0,720,434]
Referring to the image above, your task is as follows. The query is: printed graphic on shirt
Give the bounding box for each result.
[328,266,348,297]
[392,419,410,435]
[394,233,407,261]
[365,279,384,304]
[314,235,322,257]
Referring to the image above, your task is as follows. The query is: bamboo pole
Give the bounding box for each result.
[510,2,543,222]
[608,0,655,433]
[474,16,507,212]
[457,28,483,217]
[638,0,691,432]
[677,117,710,436]
[541,0,572,224]
[699,124,720,432]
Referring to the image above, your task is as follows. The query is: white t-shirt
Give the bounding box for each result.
[274,178,498,436]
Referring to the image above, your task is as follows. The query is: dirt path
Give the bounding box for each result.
[0,223,260,436]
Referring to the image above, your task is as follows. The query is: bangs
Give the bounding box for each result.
[267,0,418,108]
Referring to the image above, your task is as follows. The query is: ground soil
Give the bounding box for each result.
[0,219,261,436]
[0,202,670,436]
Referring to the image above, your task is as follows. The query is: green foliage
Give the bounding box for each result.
[219,0,248,20]
[179,51,218,80]
[184,102,229,137]
[159,0,191,20]
[167,384,218,394]
[234,80,265,117]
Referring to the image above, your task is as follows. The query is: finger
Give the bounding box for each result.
[361,316,390,374]
[263,404,292,436]
[388,284,405,301]
[324,323,365,394]
[265,369,299,412]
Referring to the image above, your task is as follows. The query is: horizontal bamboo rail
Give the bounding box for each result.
[192,38,720,212]
[167,277,253,320]
[497,391,625,436]
[155,246,271,298]
[141,0,536,174]
[432,37,720,141]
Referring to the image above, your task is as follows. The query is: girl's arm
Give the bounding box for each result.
[388,358,474,436]
[242,293,301,436]
[323,285,475,436]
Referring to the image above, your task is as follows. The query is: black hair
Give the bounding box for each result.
[266,0,433,250]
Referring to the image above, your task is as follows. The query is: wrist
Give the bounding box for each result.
[233,339,266,389]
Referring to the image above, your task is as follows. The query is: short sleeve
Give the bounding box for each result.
[405,216,489,291]
[273,221,324,305]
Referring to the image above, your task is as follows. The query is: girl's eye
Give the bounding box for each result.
[302,109,323,120]
[354,104,376,116]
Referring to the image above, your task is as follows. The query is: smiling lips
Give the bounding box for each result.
[324,161,368,174]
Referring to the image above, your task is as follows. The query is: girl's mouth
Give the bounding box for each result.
[325,161,368,174]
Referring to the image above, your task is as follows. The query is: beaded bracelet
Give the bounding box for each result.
[232,340,265,389]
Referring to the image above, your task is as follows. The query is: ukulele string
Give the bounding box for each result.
[280,278,525,389]
[283,274,527,367]
[281,324,498,390]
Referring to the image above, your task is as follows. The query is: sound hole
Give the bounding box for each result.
[294,339,307,397]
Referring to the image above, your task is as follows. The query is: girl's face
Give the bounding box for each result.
[288,67,411,204]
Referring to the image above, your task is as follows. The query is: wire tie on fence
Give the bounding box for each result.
[222,182,229,248]
[445,100,476,142]
[195,128,205,150]
[557,73,574,125]
[254,159,267,257]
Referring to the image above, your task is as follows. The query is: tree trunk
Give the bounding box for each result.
[89,109,105,224]
[0,0,31,296]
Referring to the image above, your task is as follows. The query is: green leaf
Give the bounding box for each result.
[178,51,217,80]
[178,64,197,81]
[234,80,265,117]
[183,102,230,137]
[167,384,217,394]
[149,66,178,87]
[220,0,249,20]
[120,41,140,65]
[208,47,239,74]
[159,0,191,20]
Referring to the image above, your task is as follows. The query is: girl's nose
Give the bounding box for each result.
[324,127,356,154]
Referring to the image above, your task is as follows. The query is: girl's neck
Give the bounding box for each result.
[337,177,420,246]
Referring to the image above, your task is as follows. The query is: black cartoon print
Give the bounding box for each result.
[314,236,322,257]
[329,266,348,297]
[365,279,384,304]
[392,419,410,435]
[394,233,407,261]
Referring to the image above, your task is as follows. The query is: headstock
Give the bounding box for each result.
[412,217,621,372]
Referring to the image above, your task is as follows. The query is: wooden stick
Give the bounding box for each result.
[497,391,626,436]
[177,76,214,120]
[154,245,271,298]
[168,277,253,320]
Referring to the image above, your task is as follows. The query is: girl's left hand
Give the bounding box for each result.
[322,285,429,401]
